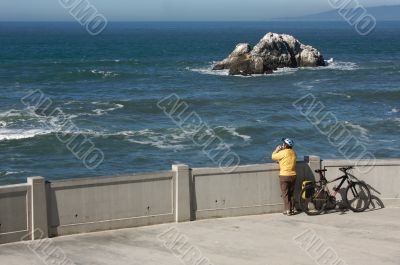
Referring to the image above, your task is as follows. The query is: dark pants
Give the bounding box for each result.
[280,176,296,211]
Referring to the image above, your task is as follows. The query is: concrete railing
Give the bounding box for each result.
[0,156,398,244]
[191,160,312,219]
[47,170,176,237]
[0,177,47,244]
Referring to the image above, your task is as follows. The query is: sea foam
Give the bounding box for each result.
[186,58,358,77]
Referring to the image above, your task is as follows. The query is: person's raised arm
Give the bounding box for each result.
[271,146,284,161]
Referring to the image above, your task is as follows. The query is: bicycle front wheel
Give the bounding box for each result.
[299,185,327,216]
[345,182,371,212]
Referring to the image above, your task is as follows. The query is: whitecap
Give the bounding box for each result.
[215,126,252,142]
[343,121,369,141]
[0,109,22,118]
[0,171,25,177]
[375,139,396,143]
[124,129,191,150]
[186,66,229,76]
[113,127,238,150]
[187,57,359,78]
[90,69,118,78]
[90,103,124,116]
[270,67,298,76]
[326,92,352,99]
[75,69,119,78]
[92,109,105,115]
[0,128,52,141]
[4,171,23,176]
[323,59,359,71]
[116,126,251,150]
[294,81,314,90]
[127,138,186,151]
[186,65,297,77]
[98,59,121,63]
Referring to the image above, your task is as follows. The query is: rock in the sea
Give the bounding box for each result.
[213,32,326,75]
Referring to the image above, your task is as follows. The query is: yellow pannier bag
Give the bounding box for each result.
[301,181,314,199]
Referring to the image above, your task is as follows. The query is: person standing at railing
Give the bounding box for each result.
[272,138,297,216]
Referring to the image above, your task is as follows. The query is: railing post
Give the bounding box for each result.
[304,156,321,181]
[27,176,48,240]
[172,164,191,222]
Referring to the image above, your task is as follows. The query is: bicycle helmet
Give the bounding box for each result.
[282,138,294,147]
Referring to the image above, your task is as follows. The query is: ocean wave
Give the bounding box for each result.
[271,67,298,76]
[0,128,53,141]
[89,69,119,78]
[214,126,252,142]
[186,66,229,76]
[324,59,359,71]
[125,126,251,150]
[342,121,370,141]
[187,58,357,77]
[0,109,23,118]
[90,103,124,116]
[0,107,51,128]
[0,122,252,152]
[0,171,25,178]
[95,58,139,65]
[69,69,119,79]
[125,129,191,150]
[0,127,112,142]
[326,92,352,99]
[186,65,297,77]
[63,102,124,117]
[98,59,121,63]
[0,102,126,142]
[294,81,314,90]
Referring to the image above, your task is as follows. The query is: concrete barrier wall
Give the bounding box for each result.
[0,156,399,245]
[191,161,311,219]
[323,159,400,207]
[0,184,30,244]
[47,171,176,237]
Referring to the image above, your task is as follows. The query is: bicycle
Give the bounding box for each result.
[299,166,371,215]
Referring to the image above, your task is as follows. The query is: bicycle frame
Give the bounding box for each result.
[316,170,355,199]
[325,175,350,197]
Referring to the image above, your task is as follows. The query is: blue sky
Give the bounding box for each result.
[1,0,400,21]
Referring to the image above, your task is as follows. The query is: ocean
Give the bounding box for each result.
[0,21,399,184]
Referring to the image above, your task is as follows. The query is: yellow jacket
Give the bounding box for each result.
[271,148,297,177]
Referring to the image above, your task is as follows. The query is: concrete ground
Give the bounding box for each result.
[0,207,399,265]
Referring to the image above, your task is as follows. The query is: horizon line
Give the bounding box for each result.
[0,20,399,23]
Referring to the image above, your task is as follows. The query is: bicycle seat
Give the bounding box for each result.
[339,166,354,172]
[315,169,327,173]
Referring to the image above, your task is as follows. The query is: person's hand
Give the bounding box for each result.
[274,145,282,152]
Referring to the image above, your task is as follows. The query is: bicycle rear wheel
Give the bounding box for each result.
[299,185,327,216]
[345,182,371,212]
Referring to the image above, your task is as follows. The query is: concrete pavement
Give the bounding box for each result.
[0,207,399,265]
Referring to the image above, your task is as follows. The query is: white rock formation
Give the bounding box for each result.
[213,32,325,75]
